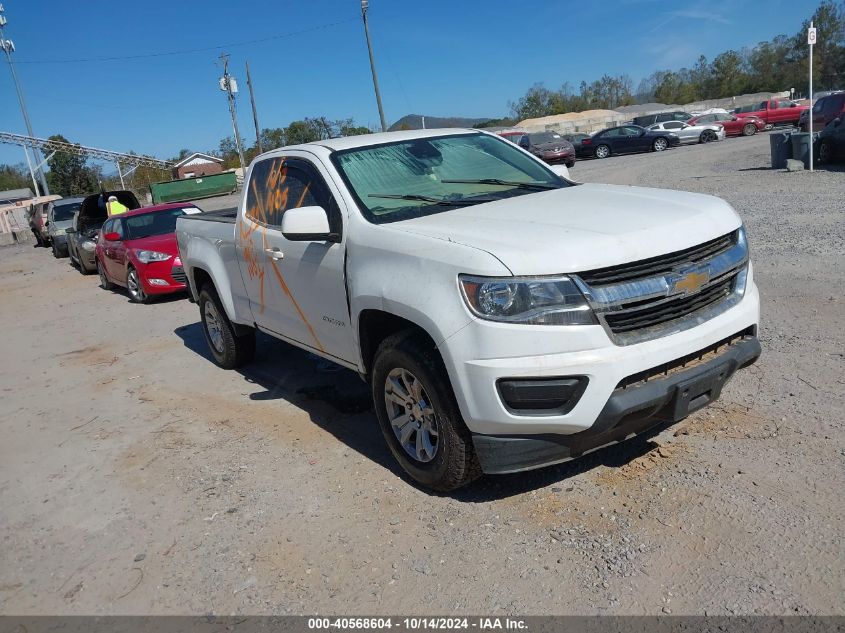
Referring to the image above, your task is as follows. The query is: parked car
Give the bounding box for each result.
[560,132,591,146]
[631,111,693,127]
[96,203,200,303]
[67,190,141,274]
[647,120,725,144]
[176,128,760,491]
[816,116,845,164]
[687,112,764,137]
[524,131,576,167]
[799,91,845,132]
[733,99,808,128]
[576,125,680,159]
[28,197,60,246]
[46,197,84,258]
[497,131,527,144]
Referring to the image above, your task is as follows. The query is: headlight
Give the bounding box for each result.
[460,275,597,325]
[81,240,96,252]
[135,250,171,264]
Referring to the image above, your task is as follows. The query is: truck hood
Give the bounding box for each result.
[392,183,742,275]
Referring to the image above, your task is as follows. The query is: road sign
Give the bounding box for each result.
[808,27,817,45]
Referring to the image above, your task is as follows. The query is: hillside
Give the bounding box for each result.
[388,114,492,132]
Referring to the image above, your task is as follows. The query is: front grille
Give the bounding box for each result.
[171,265,186,284]
[579,230,738,286]
[604,274,735,334]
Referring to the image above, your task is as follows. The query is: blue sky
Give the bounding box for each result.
[0,0,819,167]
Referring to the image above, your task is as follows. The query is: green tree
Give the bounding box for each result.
[45,135,99,197]
[0,164,32,191]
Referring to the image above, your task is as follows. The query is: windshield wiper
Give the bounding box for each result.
[440,178,558,190]
[367,193,494,206]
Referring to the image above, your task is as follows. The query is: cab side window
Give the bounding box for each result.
[245,157,341,235]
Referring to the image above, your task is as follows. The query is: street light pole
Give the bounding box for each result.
[0,7,50,194]
[361,0,388,132]
[219,53,247,173]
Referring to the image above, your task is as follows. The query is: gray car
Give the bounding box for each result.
[46,197,84,258]
[647,120,725,144]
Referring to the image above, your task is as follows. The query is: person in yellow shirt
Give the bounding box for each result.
[106,195,128,216]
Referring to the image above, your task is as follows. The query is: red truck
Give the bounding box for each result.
[734,99,809,129]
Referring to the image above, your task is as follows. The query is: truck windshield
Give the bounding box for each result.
[332,132,568,224]
[124,209,187,240]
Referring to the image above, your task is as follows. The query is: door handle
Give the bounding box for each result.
[264,247,284,260]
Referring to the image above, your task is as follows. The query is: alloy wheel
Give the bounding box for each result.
[203,300,226,354]
[595,145,610,159]
[654,138,668,151]
[127,268,146,302]
[98,261,108,288]
[384,367,439,463]
[818,141,831,164]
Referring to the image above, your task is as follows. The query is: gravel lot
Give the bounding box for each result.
[1,132,842,616]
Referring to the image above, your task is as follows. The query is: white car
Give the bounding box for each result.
[176,128,760,491]
[649,120,726,144]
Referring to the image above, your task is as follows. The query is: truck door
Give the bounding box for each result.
[237,154,355,364]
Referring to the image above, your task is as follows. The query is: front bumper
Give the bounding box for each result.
[138,258,188,296]
[441,274,760,437]
[473,333,760,473]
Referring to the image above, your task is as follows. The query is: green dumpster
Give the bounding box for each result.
[150,172,238,204]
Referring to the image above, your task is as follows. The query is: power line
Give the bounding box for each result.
[11,17,357,65]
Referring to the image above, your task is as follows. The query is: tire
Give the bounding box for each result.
[818,139,832,164]
[565,160,575,168]
[594,144,610,159]
[52,241,60,258]
[764,123,774,131]
[742,123,757,137]
[372,331,481,492]
[700,130,717,143]
[198,284,255,369]
[653,137,668,152]
[126,266,148,304]
[97,259,114,290]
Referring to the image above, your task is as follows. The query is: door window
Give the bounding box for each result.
[245,157,340,234]
[102,219,114,235]
[623,126,643,136]
[663,121,684,130]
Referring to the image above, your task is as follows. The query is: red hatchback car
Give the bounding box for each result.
[96,203,201,302]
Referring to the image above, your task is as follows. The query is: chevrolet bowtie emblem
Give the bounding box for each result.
[671,268,710,296]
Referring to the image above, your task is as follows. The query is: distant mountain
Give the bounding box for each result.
[388,114,492,132]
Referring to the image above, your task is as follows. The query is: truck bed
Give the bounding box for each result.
[179,208,237,223]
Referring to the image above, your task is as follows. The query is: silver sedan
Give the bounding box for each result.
[648,121,725,144]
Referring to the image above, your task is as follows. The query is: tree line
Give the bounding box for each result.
[508,0,844,121]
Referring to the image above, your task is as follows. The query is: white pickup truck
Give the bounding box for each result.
[176,129,760,491]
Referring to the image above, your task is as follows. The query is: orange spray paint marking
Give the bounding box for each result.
[267,257,324,352]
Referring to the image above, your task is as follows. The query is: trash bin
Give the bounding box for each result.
[769,132,793,169]
[790,133,812,168]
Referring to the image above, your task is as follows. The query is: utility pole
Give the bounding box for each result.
[361,0,387,132]
[219,53,247,173]
[245,61,263,154]
[808,21,816,172]
[0,6,50,194]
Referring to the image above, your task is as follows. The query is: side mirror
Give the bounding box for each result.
[103,231,121,241]
[281,206,338,242]
[549,164,570,179]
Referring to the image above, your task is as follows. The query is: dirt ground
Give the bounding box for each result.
[1,133,843,616]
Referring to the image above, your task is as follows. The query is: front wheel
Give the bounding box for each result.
[818,139,832,164]
[372,332,481,492]
[594,144,610,159]
[742,123,757,136]
[198,284,255,369]
[126,266,148,303]
[700,130,717,143]
[653,137,668,152]
[51,241,60,258]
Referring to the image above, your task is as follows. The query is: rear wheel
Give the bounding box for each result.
[199,284,255,369]
[742,123,757,136]
[372,331,481,492]
[594,144,610,159]
[126,266,148,303]
[97,259,113,290]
